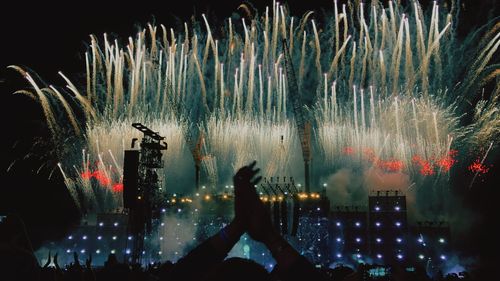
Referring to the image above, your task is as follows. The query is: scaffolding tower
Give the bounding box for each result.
[123,123,167,264]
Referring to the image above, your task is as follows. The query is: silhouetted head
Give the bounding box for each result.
[203,257,270,281]
[104,253,118,267]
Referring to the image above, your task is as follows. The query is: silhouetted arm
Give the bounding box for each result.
[168,219,244,280]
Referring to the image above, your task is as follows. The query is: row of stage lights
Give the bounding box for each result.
[61,247,448,263]
[164,191,323,204]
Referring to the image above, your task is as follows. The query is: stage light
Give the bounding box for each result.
[397,254,403,260]
[375,222,381,227]
[419,254,425,260]
[80,249,86,254]
[82,235,87,240]
[356,237,361,243]
[395,206,401,211]
[66,249,71,253]
[126,249,131,254]
[68,235,73,240]
[114,222,118,227]
[357,254,362,258]
[440,255,446,260]
[375,206,380,211]
[376,238,382,243]
[111,249,116,254]
[439,238,445,243]
[396,238,402,243]
[96,249,101,254]
[97,236,102,240]
[336,222,341,227]
[336,237,342,242]
[112,236,117,240]
[355,222,361,227]
[99,222,104,227]
[336,253,342,258]
[418,238,423,243]
[395,221,401,227]
[377,254,382,259]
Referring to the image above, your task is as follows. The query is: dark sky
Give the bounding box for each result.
[0,0,498,271]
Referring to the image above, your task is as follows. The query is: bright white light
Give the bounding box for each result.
[440,255,446,260]
[336,253,342,258]
[356,254,361,258]
[356,238,361,243]
[375,206,380,211]
[336,222,341,227]
[158,251,162,255]
[160,237,164,240]
[395,221,401,227]
[439,238,445,243]
[80,249,86,254]
[66,249,71,253]
[418,238,423,243]
[97,236,102,240]
[396,238,402,243]
[161,209,166,213]
[336,237,342,242]
[112,236,117,240]
[375,222,381,227]
[111,249,116,254]
[68,235,73,240]
[114,222,118,227]
[96,249,101,254]
[376,238,382,243]
[419,254,425,260]
[355,222,361,227]
[397,254,403,260]
[377,254,382,259]
[128,236,132,240]
[395,206,401,211]
[161,223,165,226]
[317,207,321,211]
[99,222,104,227]
[126,249,131,254]
[82,235,87,240]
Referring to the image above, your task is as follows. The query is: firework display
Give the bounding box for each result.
[8,0,499,269]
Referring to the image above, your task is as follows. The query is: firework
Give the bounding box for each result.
[9,0,499,217]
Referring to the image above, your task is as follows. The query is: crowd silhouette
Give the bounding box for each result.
[1,161,477,280]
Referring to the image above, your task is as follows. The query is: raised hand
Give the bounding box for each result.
[85,254,92,269]
[73,251,81,267]
[43,251,51,268]
[233,161,276,243]
[234,160,262,223]
[53,253,60,270]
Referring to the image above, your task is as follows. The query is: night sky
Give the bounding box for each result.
[1,0,498,273]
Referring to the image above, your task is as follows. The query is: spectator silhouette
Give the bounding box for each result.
[167,160,330,281]
[0,214,40,281]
